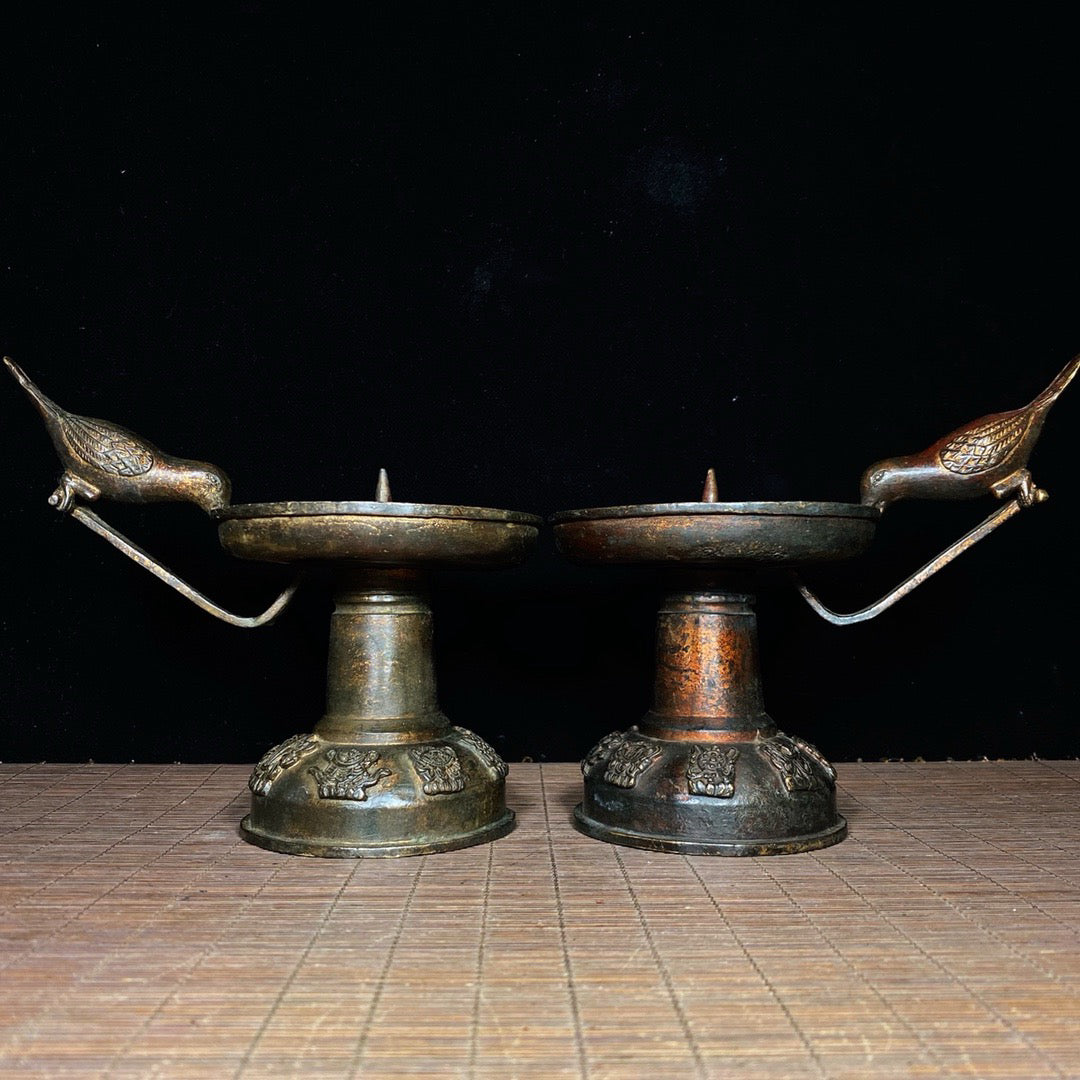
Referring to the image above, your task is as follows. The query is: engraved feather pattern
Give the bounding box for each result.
[939,413,1028,476]
[61,413,155,476]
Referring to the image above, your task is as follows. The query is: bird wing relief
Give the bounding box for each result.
[62,414,155,476]
[938,413,1028,476]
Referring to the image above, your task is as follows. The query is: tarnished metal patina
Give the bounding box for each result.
[555,355,1078,855]
[554,493,862,855]
[6,359,539,858]
[6,351,1076,859]
[220,500,538,857]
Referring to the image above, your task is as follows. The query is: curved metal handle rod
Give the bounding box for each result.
[69,505,300,628]
[796,496,1034,626]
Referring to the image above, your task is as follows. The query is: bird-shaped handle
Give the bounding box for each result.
[4,355,232,514]
[799,354,1079,624]
[860,353,1080,512]
[5,357,297,628]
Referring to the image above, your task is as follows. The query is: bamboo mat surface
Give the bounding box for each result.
[1,761,1079,1079]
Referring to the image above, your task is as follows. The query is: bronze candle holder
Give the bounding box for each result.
[6,352,1077,858]
[5,358,540,858]
[552,496,871,855]
[553,355,1079,855]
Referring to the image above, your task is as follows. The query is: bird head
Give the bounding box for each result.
[187,463,232,513]
[859,458,906,513]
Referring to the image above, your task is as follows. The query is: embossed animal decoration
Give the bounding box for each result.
[861,354,1080,512]
[4,356,230,513]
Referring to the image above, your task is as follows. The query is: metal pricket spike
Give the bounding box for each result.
[701,468,719,503]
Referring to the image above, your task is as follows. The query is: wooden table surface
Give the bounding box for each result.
[1,761,1078,1079]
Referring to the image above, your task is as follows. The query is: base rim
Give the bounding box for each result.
[240,809,516,858]
[572,804,847,856]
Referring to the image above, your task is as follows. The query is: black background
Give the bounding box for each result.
[2,7,1078,766]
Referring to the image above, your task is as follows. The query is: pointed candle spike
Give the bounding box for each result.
[375,468,392,503]
[701,468,718,503]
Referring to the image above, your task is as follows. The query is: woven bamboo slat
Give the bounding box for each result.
[0,760,1078,1078]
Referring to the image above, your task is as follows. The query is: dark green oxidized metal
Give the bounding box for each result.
[237,570,517,858]
[5,356,539,858]
[220,503,540,857]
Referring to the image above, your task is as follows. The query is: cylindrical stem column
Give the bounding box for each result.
[641,590,775,740]
[315,570,448,740]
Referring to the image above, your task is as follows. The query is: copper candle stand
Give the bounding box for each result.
[4,357,539,857]
[6,352,1077,857]
[553,352,1079,854]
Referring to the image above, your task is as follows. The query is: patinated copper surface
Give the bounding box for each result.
[551,500,878,567]
[8,352,1074,859]
[860,353,1079,510]
[556,357,1077,855]
[217,500,539,568]
[573,586,845,855]
[218,499,539,856]
[6,360,540,858]
[242,569,520,857]
[233,505,541,858]
[4,356,229,513]
[555,503,851,855]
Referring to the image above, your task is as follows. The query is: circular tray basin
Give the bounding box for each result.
[551,501,879,567]
[217,501,542,568]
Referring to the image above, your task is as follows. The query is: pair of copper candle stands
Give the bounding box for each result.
[6,355,1078,858]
